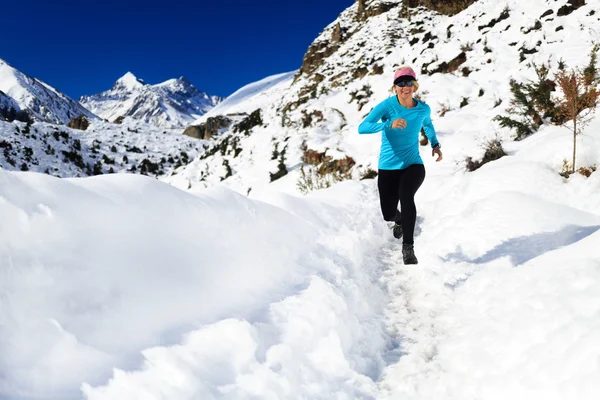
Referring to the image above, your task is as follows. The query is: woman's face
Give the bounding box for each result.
[394,81,416,100]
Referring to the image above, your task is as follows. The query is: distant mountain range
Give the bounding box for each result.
[80,72,222,128]
[0,59,221,128]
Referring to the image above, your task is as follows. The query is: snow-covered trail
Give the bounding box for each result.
[305,180,473,398]
[370,164,600,400]
[376,236,453,395]
[374,216,484,399]
[2,138,600,399]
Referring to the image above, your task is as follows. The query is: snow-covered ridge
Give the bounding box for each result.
[196,70,296,123]
[0,58,97,124]
[79,72,222,128]
[166,0,600,195]
[0,118,205,177]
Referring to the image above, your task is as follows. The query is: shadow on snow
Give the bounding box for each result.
[442,224,600,267]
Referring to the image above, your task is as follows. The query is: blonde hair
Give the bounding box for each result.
[390,66,419,92]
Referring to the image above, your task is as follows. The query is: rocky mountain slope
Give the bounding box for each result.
[0,58,96,124]
[164,0,599,195]
[0,89,22,122]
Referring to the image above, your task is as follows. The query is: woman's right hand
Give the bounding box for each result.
[392,118,407,129]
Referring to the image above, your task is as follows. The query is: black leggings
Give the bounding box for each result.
[377,164,425,244]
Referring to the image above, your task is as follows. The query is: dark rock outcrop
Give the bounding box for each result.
[300,40,342,77]
[406,0,477,16]
[183,116,232,140]
[357,0,367,19]
[232,109,262,135]
[302,148,356,175]
[357,0,397,20]
[365,1,398,17]
[332,23,343,43]
[557,0,586,16]
[299,1,401,78]
[424,52,467,75]
[67,115,90,130]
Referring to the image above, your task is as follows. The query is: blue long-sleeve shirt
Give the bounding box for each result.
[358,96,439,170]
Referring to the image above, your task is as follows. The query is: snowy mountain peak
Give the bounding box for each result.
[155,75,192,88]
[80,73,222,128]
[114,71,146,90]
[0,57,96,124]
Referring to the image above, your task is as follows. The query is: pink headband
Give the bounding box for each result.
[393,68,417,82]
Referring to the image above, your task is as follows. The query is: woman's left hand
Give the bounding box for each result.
[432,146,443,162]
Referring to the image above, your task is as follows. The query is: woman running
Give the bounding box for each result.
[358,66,442,264]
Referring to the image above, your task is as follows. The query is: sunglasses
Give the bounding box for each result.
[395,81,414,87]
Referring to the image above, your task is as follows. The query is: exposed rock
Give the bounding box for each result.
[357,0,398,20]
[302,148,356,176]
[299,1,399,78]
[233,109,263,135]
[359,168,378,180]
[281,96,310,115]
[67,115,90,130]
[299,41,341,77]
[425,52,467,75]
[182,125,204,139]
[314,73,326,83]
[302,149,328,165]
[478,7,510,30]
[352,66,370,79]
[357,0,367,19]
[299,1,399,79]
[332,22,343,43]
[364,1,398,17]
[183,115,232,140]
[203,116,232,139]
[318,156,356,176]
[406,0,477,16]
[301,110,324,128]
[569,0,586,8]
[557,0,585,16]
[113,115,125,124]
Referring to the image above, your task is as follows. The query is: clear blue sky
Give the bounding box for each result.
[2,0,353,99]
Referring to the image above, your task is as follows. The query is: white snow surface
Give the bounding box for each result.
[195,70,296,122]
[2,0,600,399]
[114,72,146,91]
[2,128,600,399]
